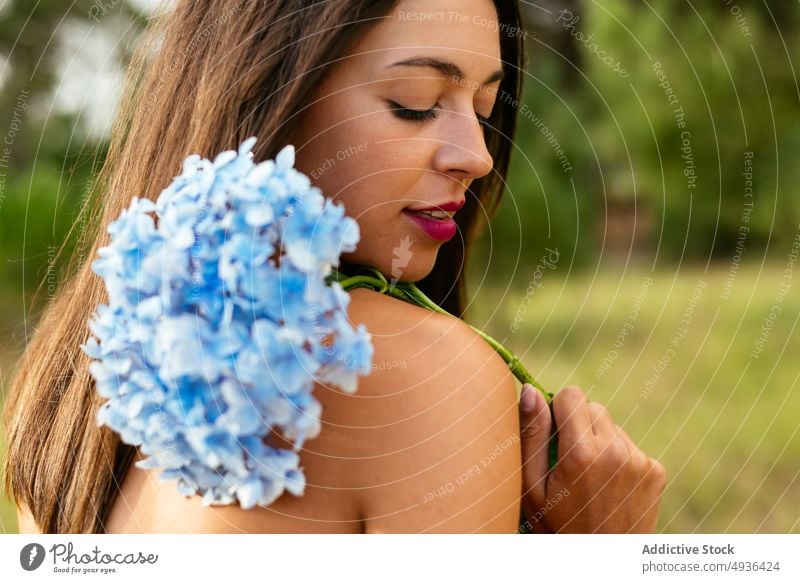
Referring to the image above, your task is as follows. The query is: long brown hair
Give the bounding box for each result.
[3,0,523,533]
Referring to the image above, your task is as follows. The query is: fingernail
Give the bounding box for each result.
[520,384,538,413]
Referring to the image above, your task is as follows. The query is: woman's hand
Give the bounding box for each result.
[518,385,666,533]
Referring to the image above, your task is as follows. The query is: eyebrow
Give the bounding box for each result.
[385,56,504,86]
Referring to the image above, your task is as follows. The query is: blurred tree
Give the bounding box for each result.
[476,0,800,283]
[587,0,800,263]
[0,1,147,303]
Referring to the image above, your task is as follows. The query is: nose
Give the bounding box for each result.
[431,109,494,182]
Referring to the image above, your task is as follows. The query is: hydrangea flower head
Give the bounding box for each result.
[83,137,374,509]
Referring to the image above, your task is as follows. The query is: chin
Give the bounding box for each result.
[384,256,441,286]
[340,253,436,284]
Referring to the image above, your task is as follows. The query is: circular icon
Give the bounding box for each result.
[20,543,46,571]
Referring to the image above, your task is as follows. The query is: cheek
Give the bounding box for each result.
[292,97,441,277]
[293,86,435,213]
[303,130,423,219]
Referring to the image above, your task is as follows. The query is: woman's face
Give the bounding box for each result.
[290,0,503,282]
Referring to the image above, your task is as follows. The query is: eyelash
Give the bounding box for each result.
[387,100,491,126]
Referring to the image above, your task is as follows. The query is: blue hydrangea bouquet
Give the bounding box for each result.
[83,137,553,511]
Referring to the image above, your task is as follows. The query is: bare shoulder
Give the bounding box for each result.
[105,288,521,534]
[342,288,518,416]
[325,288,521,532]
[345,287,516,395]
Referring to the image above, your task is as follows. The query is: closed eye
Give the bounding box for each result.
[386,100,438,122]
[387,100,492,126]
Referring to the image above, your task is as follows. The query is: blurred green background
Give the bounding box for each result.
[1,0,798,533]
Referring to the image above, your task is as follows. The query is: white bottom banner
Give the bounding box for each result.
[2,534,798,582]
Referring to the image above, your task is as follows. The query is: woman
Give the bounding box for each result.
[4,0,665,533]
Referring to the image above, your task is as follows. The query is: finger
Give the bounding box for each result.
[614,425,663,477]
[553,386,593,460]
[646,458,668,491]
[614,423,640,456]
[615,425,651,463]
[519,383,552,509]
[587,401,615,436]
[611,424,656,486]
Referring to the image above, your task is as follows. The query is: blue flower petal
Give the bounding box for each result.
[85,137,373,509]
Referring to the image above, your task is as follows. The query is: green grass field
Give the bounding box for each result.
[1,261,798,533]
[470,260,800,532]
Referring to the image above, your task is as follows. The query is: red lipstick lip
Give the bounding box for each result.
[405,199,466,213]
[402,209,458,242]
